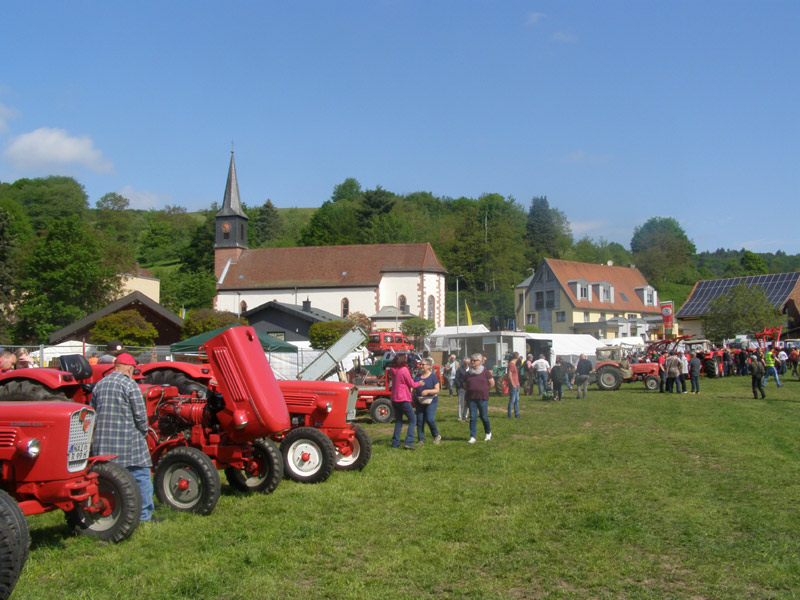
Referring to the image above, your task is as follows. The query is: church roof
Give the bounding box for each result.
[218,243,447,290]
[215,151,248,219]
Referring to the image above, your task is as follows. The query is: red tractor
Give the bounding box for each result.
[593,344,661,391]
[0,400,141,546]
[680,338,724,378]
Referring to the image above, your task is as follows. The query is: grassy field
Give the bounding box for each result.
[13,374,800,599]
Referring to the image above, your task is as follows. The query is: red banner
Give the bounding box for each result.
[660,301,674,329]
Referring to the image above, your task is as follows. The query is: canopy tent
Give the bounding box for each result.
[524,333,606,367]
[170,324,297,354]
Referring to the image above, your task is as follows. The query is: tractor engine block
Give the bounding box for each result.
[155,398,209,437]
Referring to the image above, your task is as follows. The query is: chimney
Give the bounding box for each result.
[302,298,311,312]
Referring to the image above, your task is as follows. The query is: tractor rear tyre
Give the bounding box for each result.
[154,446,220,515]
[495,378,509,396]
[0,380,69,402]
[281,427,336,484]
[644,375,660,391]
[704,358,719,379]
[369,398,393,424]
[0,489,28,598]
[335,425,373,471]
[144,370,207,396]
[224,438,283,494]
[596,366,622,391]
[65,461,142,543]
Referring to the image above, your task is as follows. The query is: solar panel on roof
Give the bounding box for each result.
[677,272,800,317]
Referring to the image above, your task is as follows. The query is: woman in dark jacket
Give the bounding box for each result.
[463,353,494,444]
[548,356,566,401]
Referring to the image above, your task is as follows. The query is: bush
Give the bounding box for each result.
[182,308,247,339]
[308,321,354,349]
[91,309,159,347]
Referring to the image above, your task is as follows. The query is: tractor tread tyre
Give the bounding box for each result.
[224,438,283,494]
[0,518,23,600]
[0,489,28,591]
[368,398,393,424]
[65,461,142,543]
[0,380,69,402]
[154,446,220,515]
[144,370,207,397]
[704,358,719,379]
[335,425,373,472]
[281,427,336,484]
[596,366,622,391]
[644,375,660,391]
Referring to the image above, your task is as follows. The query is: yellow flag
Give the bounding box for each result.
[465,300,473,326]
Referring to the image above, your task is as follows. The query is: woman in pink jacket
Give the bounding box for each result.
[389,353,423,449]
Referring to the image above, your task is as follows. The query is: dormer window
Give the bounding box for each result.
[568,279,591,301]
[635,285,657,307]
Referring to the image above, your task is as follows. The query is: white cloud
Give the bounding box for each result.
[2,127,113,173]
[561,150,611,164]
[551,31,578,43]
[117,185,171,210]
[525,12,546,26]
[0,103,20,134]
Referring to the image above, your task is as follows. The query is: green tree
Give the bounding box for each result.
[178,212,215,273]
[331,178,363,202]
[400,317,435,349]
[137,207,194,266]
[248,199,282,248]
[14,217,121,343]
[90,309,159,347]
[181,309,247,339]
[525,196,573,264]
[345,311,371,331]
[739,250,768,275]
[701,283,783,342]
[308,321,354,349]
[298,200,359,246]
[5,176,88,233]
[94,192,146,252]
[0,208,17,343]
[158,269,217,314]
[630,217,696,286]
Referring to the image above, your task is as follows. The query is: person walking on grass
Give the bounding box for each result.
[548,356,566,401]
[750,351,766,400]
[464,353,493,444]
[532,354,550,396]
[506,351,520,419]
[414,357,442,445]
[762,348,782,388]
[574,353,593,399]
[389,353,423,450]
[454,358,470,422]
[688,351,702,394]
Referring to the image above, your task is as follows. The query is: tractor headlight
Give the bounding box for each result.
[19,438,41,458]
[325,401,332,413]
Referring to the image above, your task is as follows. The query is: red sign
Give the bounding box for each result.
[660,301,674,329]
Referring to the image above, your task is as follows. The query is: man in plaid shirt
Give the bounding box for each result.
[90,352,156,523]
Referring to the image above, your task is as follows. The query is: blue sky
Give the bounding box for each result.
[2,1,798,254]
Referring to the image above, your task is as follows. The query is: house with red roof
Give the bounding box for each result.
[515,258,662,339]
[212,152,447,329]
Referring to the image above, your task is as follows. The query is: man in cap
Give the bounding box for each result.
[97,340,125,364]
[90,352,158,523]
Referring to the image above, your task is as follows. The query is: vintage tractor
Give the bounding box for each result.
[593,345,660,391]
[0,489,28,600]
[681,338,724,378]
[0,400,141,545]
[137,343,371,485]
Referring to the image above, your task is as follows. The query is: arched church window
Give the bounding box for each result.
[427,296,435,320]
[342,298,350,318]
[398,295,407,312]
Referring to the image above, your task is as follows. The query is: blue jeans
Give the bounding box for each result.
[507,386,520,417]
[391,401,416,447]
[690,375,700,393]
[762,366,782,387]
[536,372,548,395]
[467,398,491,438]
[415,398,440,442]
[127,465,154,522]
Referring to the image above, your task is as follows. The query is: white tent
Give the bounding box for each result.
[601,335,648,347]
[524,333,606,366]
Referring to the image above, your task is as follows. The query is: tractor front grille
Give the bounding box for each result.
[67,407,96,473]
[0,429,16,447]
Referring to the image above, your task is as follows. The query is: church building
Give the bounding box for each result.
[213,153,448,328]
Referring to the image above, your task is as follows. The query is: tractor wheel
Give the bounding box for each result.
[335,425,373,472]
[65,461,142,543]
[0,489,28,593]
[494,378,509,395]
[596,366,622,391]
[644,375,660,391]
[0,517,24,600]
[368,398,393,424]
[224,438,283,494]
[281,427,336,484]
[144,370,207,397]
[0,380,69,402]
[154,446,220,515]
[704,357,720,379]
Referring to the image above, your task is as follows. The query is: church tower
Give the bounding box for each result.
[214,151,249,281]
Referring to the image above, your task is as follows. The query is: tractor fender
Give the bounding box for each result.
[0,369,82,398]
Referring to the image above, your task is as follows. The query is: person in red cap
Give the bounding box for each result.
[90,352,158,524]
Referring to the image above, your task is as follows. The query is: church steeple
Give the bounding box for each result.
[215,150,248,251]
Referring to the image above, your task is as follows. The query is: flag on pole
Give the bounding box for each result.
[465,301,473,326]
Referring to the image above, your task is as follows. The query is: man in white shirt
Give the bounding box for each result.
[531,354,551,395]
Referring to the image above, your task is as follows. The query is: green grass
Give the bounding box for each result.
[14,375,800,599]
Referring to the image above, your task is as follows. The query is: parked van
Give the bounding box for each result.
[367,331,414,354]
